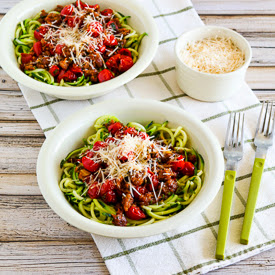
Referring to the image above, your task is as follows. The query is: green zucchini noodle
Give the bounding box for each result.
[13,4,147,87]
[59,116,205,226]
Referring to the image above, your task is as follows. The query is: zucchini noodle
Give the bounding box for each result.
[59,115,204,226]
[13,3,146,87]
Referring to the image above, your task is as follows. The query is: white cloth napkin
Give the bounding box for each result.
[19,0,275,274]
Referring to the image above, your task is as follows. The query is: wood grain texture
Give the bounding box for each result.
[1,0,275,274]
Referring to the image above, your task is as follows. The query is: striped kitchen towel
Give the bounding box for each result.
[19,0,275,274]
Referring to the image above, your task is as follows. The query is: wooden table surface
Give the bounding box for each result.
[1,0,275,274]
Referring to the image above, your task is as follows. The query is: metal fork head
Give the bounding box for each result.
[224,112,245,162]
[254,101,275,147]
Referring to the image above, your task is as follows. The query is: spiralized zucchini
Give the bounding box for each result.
[13,6,146,86]
[59,116,204,226]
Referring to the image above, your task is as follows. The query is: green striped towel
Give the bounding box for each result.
[19,0,275,274]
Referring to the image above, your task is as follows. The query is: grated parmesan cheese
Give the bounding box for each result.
[180,36,245,74]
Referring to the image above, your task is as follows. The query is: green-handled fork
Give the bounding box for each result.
[216,112,245,260]
[241,101,275,245]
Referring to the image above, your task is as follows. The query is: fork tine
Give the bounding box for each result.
[225,113,233,148]
[236,113,241,146]
[241,113,245,146]
[256,101,265,134]
[261,101,269,134]
[266,102,274,136]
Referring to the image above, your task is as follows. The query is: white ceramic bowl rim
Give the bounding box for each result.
[175,25,252,77]
[37,98,224,238]
[0,0,159,99]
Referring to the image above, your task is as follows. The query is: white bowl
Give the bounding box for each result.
[0,0,158,100]
[37,98,224,238]
[175,26,252,102]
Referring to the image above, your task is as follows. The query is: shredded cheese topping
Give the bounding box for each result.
[180,36,245,74]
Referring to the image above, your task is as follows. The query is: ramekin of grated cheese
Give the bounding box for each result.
[175,26,252,102]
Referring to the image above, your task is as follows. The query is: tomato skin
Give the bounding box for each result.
[100,179,115,196]
[108,122,123,135]
[118,56,133,73]
[98,69,114,83]
[124,127,138,136]
[33,41,42,56]
[106,54,120,72]
[70,64,82,75]
[118,48,132,57]
[34,26,48,41]
[101,9,113,16]
[120,151,135,162]
[57,69,66,82]
[89,4,100,11]
[98,45,106,53]
[105,137,116,143]
[49,65,60,77]
[125,206,146,220]
[103,190,117,204]
[106,20,118,32]
[21,53,33,64]
[133,186,147,198]
[139,132,149,140]
[87,21,103,37]
[147,173,159,191]
[63,70,77,81]
[75,0,89,9]
[171,156,185,172]
[55,44,64,55]
[87,182,100,199]
[61,5,74,16]
[182,161,195,176]
[82,156,100,172]
[104,34,118,46]
[67,17,76,28]
[93,141,108,151]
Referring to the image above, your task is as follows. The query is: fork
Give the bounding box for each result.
[216,112,245,260]
[240,101,275,245]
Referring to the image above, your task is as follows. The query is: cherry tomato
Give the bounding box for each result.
[118,48,132,57]
[171,156,185,172]
[55,44,64,55]
[87,182,100,199]
[82,156,100,172]
[106,20,118,32]
[124,127,138,136]
[139,132,149,140]
[133,186,147,198]
[21,53,33,64]
[33,41,42,56]
[120,151,135,162]
[118,56,133,73]
[67,17,77,28]
[70,64,82,75]
[75,0,89,10]
[125,206,146,220]
[181,161,195,176]
[103,190,117,204]
[101,9,113,16]
[34,26,48,41]
[93,141,108,151]
[108,122,123,135]
[106,54,120,72]
[98,69,114,83]
[60,5,74,16]
[63,70,77,81]
[49,65,60,77]
[98,45,106,54]
[105,137,116,143]
[104,34,118,47]
[100,179,115,196]
[87,21,103,37]
[57,69,66,82]
[147,173,159,191]
[89,4,100,11]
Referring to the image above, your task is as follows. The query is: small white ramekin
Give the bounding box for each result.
[175,26,252,102]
